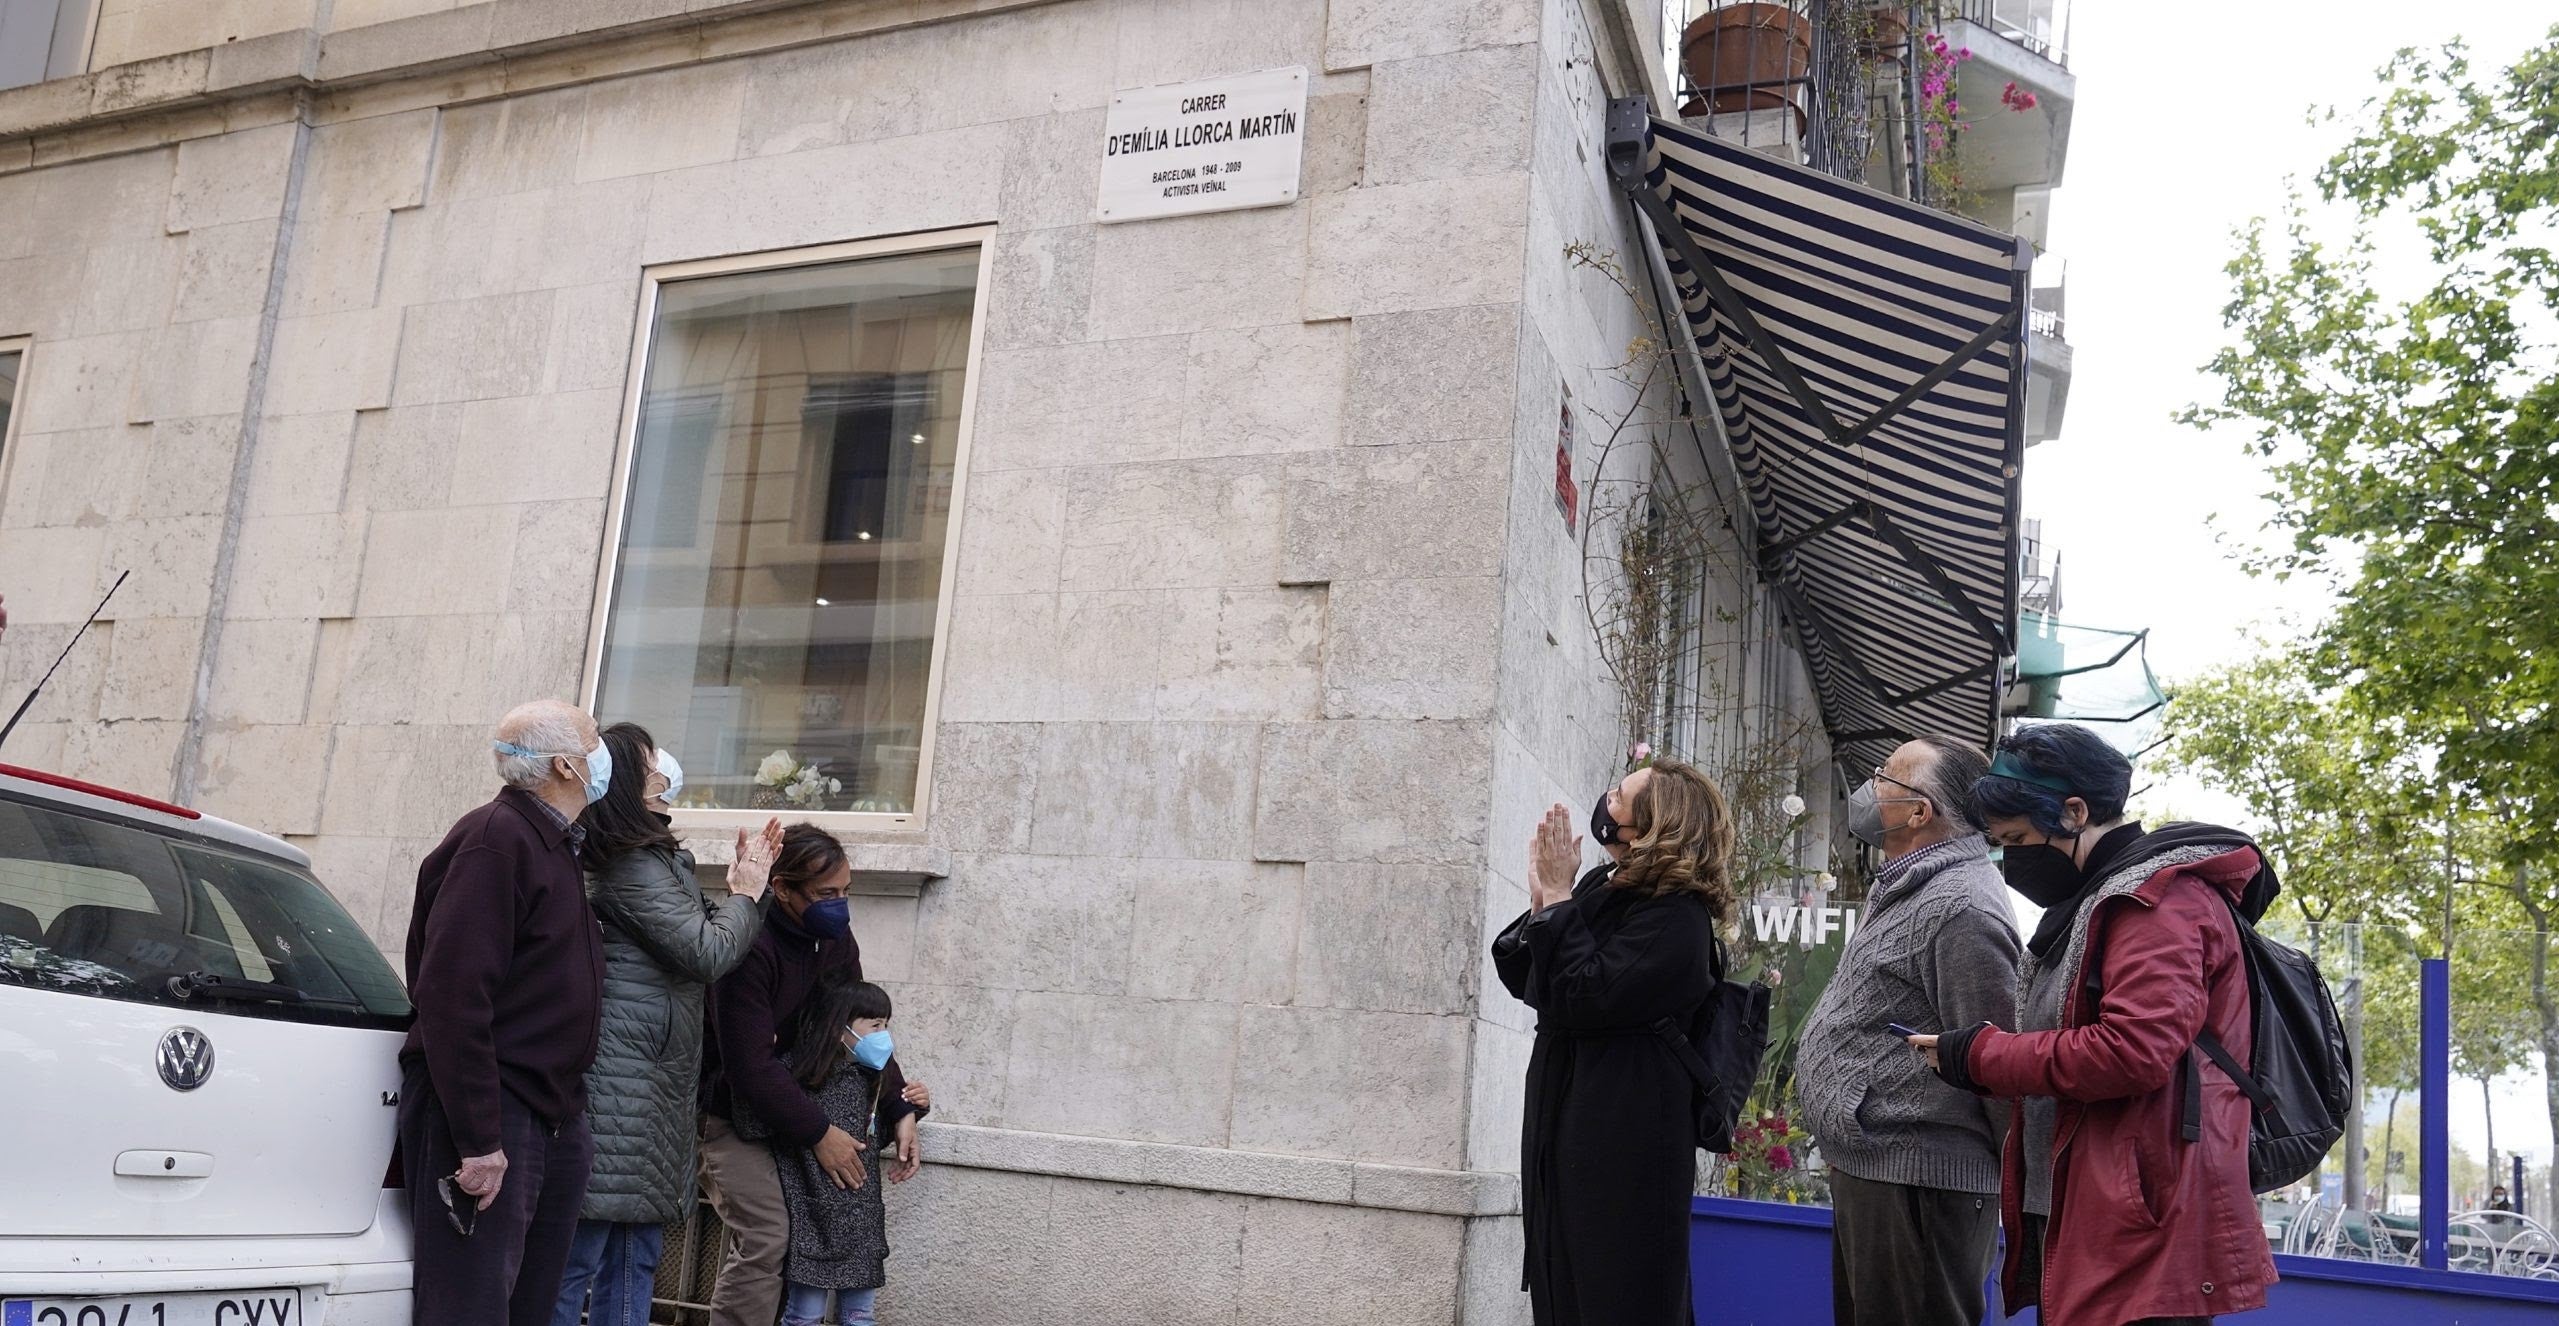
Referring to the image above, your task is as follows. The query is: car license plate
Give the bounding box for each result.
[3,1292,300,1326]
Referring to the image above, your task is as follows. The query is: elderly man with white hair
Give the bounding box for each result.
[398,699,610,1326]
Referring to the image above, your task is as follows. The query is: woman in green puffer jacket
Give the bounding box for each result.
[552,722,781,1326]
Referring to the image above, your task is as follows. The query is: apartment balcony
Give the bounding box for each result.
[1945,0,2077,203]
[2023,272,2070,446]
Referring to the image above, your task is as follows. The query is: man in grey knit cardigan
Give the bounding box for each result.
[1798,736,2020,1326]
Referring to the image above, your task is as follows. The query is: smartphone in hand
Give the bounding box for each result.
[1884,1022,1925,1039]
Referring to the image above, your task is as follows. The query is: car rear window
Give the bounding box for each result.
[0,794,411,1029]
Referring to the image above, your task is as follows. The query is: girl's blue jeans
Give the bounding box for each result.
[782,1282,878,1326]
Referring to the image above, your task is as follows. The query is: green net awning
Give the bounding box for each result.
[2009,610,2166,749]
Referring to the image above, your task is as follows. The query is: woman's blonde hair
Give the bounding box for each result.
[1611,758,1736,922]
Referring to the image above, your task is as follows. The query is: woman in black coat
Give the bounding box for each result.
[1493,758,1732,1326]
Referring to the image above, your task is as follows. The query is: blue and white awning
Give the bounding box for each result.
[1608,105,2031,779]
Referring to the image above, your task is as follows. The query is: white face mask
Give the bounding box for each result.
[655,749,684,804]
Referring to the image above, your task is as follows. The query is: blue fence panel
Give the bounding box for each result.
[1689,1195,2559,1325]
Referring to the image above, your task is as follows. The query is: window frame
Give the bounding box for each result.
[579,229,997,837]
[0,335,33,515]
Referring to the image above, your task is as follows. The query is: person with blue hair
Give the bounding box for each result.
[1907,723,2281,1326]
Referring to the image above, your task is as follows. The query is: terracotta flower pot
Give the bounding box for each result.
[1860,5,1910,61]
[1681,3,1815,114]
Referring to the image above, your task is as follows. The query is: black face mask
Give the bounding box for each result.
[1999,839,2085,908]
[1591,792,1623,846]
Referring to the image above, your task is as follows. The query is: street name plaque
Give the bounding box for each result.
[1097,66,1307,223]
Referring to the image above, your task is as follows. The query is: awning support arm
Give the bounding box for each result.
[1877,659,1999,708]
[1861,505,2012,652]
[1830,304,2023,451]
[1766,574,1900,709]
[1605,98,1850,445]
[1758,499,2009,654]
[1755,501,1868,568]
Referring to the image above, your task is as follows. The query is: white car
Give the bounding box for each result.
[0,762,412,1326]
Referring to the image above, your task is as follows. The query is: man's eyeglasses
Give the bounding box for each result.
[437,1175,479,1237]
[1865,769,1926,796]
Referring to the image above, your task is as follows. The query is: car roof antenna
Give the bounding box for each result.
[0,569,129,753]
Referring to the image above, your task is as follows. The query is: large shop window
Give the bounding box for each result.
[591,240,986,826]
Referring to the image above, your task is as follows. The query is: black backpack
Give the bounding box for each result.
[1653,935,1772,1153]
[2193,894,2355,1193]
[2085,832,2353,1194]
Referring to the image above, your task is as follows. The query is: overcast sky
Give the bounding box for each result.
[2029,3,2556,1175]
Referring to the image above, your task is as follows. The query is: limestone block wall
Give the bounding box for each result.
[89,0,320,70]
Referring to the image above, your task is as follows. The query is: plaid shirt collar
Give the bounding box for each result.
[523,790,586,853]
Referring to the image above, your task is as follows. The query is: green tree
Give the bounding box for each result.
[2160,651,2436,934]
[2184,28,2559,1218]
[2161,655,2557,1211]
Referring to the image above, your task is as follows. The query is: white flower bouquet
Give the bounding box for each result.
[752,749,841,811]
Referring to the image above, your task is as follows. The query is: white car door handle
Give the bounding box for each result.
[115,1149,215,1178]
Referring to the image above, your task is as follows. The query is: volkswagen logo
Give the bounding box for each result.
[157,1026,214,1092]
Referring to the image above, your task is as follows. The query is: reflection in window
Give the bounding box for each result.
[0,349,20,463]
[595,248,979,816]
[0,0,96,93]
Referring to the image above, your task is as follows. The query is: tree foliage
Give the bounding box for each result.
[2179,29,2559,874]
[2159,651,2434,931]
[2179,32,2559,1213]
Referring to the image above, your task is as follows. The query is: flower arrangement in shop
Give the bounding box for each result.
[753,749,841,810]
[1723,1110,1827,1204]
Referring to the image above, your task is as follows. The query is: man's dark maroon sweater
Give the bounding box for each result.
[701,900,907,1149]
[400,786,604,1156]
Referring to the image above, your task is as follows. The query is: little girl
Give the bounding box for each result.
[775,978,925,1326]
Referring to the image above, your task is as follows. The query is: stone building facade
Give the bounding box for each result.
[0,1,1825,1320]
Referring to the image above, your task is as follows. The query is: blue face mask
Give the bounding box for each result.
[849,1029,894,1072]
[494,736,611,805]
[576,738,612,805]
[655,749,684,804]
[802,896,852,941]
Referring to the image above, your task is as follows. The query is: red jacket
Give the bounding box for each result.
[1962,846,2274,1326]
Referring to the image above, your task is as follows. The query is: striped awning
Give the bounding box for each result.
[1606,105,2031,780]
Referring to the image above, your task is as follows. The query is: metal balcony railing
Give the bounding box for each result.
[1960,0,2071,67]
[1671,0,1891,189]
[2028,264,2066,339]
